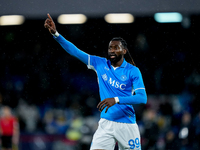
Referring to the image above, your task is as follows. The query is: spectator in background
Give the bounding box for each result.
[0,106,19,150]
[142,108,159,150]
[165,129,179,150]
[193,111,200,149]
[178,111,194,150]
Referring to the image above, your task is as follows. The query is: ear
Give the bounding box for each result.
[123,49,127,55]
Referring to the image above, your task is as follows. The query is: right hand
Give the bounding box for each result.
[44,13,57,34]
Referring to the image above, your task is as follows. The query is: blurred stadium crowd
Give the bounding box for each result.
[0,17,200,150]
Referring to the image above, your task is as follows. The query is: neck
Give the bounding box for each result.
[111,58,124,67]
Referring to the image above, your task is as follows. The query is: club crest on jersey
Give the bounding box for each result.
[102,74,108,81]
[120,75,127,81]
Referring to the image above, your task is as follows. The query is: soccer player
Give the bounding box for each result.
[44,13,147,150]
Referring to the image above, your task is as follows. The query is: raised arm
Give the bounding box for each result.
[44,13,89,65]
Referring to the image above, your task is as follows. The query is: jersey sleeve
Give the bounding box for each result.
[132,67,146,91]
[87,55,106,71]
[118,67,147,104]
[53,34,89,65]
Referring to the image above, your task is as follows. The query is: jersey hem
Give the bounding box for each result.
[100,117,136,124]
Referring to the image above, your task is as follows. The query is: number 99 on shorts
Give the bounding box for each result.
[128,138,140,150]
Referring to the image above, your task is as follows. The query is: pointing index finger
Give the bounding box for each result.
[47,13,53,21]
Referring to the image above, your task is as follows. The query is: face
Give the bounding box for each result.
[108,40,126,64]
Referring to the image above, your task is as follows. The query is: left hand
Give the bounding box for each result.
[97,98,116,113]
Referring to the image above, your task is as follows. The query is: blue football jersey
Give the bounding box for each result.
[88,55,146,123]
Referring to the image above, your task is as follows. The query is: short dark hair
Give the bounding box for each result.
[111,37,136,66]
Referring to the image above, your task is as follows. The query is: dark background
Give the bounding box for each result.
[1,16,200,105]
[1,1,200,150]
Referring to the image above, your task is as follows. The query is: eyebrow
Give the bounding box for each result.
[108,45,120,49]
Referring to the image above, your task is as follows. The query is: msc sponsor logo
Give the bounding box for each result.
[102,74,126,90]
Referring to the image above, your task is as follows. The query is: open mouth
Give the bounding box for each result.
[109,54,117,59]
[110,55,116,58]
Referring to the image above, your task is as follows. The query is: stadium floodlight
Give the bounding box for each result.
[58,14,87,24]
[0,15,25,26]
[154,12,183,23]
[104,13,134,24]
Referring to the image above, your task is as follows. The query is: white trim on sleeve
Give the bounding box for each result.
[87,55,96,71]
[132,87,145,94]
[134,88,145,91]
